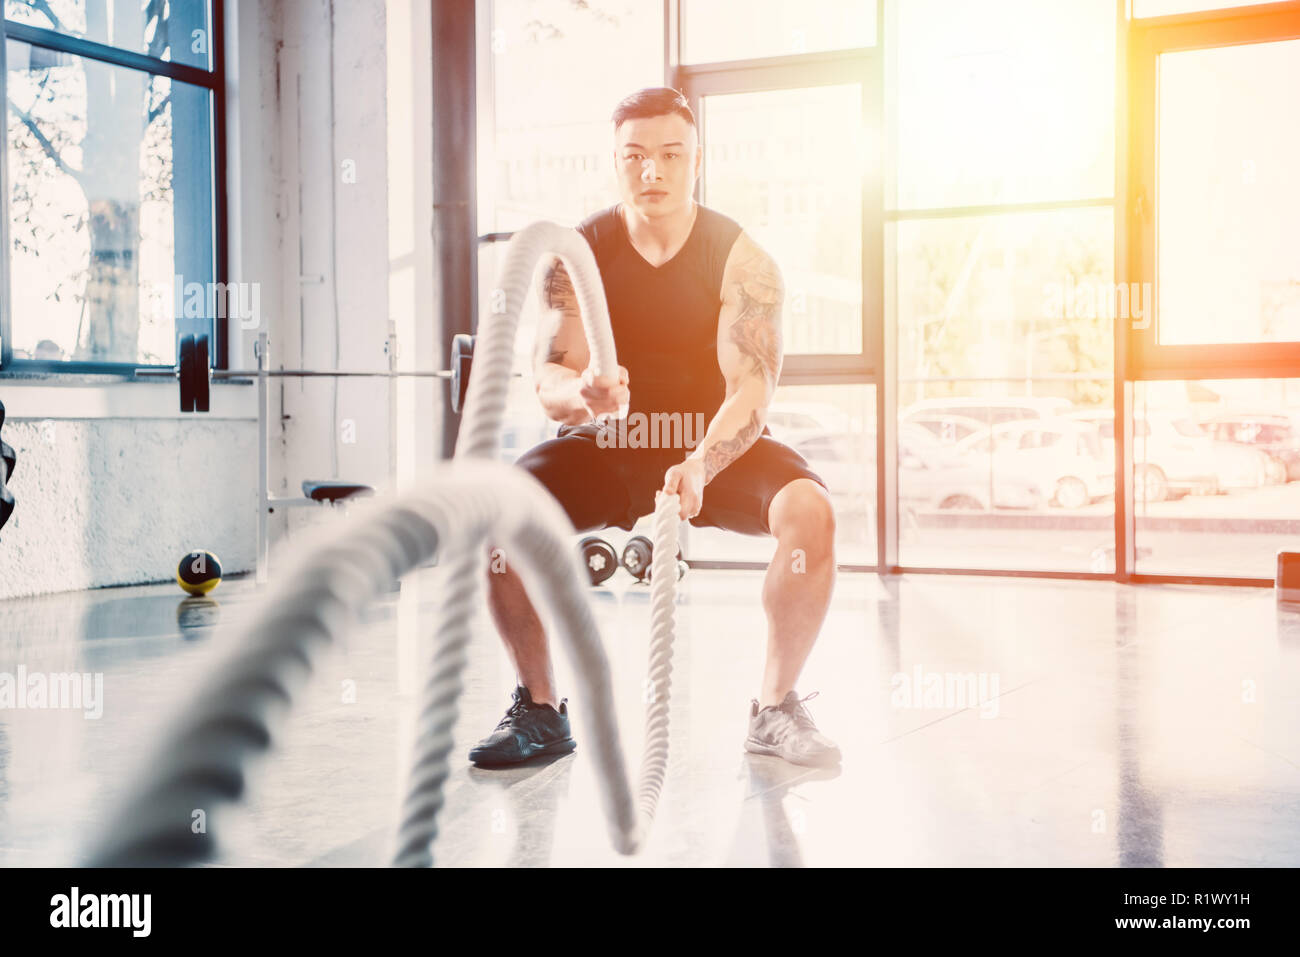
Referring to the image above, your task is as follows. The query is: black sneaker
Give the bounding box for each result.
[468,685,577,767]
[745,691,841,768]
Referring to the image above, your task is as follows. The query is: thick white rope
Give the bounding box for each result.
[85,221,679,866]
[83,463,636,865]
[395,221,679,863]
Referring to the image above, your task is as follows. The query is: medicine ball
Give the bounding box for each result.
[177,550,223,596]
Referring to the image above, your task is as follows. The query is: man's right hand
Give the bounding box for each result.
[576,365,630,420]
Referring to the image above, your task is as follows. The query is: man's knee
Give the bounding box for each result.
[769,479,836,541]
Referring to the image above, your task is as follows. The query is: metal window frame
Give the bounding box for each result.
[678,0,1300,587]
[1118,0,1300,584]
[475,0,1299,588]
[671,47,879,384]
[0,1,226,375]
[669,0,889,566]
[1127,0,1300,380]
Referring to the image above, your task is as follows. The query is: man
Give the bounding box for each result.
[472,87,840,769]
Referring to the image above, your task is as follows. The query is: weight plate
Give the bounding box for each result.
[193,335,211,413]
[178,336,196,413]
[451,333,475,414]
[620,535,654,580]
[579,536,618,585]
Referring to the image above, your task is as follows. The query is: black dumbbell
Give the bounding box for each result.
[621,535,685,583]
[645,557,688,584]
[579,536,618,585]
[620,535,653,581]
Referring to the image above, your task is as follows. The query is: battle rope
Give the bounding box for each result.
[85,222,679,866]
[393,221,679,865]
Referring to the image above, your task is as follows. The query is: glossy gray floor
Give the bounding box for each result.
[1,568,1298,867]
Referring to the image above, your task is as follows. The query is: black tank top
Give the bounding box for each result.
[576,202,743,428]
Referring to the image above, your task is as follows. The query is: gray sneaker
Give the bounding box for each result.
[745,691,841,768]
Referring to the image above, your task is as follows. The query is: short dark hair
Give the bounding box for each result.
[611,87,696,133]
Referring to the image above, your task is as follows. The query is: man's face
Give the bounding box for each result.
[614,113,701,219]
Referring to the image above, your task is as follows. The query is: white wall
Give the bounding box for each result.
[0,0,406,600]
[0,415,257,599]
[387,0,439,490]
[275,0,393,544]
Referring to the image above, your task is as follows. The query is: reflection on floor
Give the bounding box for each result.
[1,567,1298,867]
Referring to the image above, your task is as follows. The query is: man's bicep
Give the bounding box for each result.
[532,256,590,375]
[716,233,784,395]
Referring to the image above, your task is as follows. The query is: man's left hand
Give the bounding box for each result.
[661,458,707,521]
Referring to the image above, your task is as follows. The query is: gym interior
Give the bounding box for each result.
[1,0,1299,874]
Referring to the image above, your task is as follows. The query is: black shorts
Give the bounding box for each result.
[512,422,828,537]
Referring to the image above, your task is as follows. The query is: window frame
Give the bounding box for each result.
[673,49,880,385]
[0,0,227,376]
[1126,1,1300,380]
[473,0,1300,587]
[1116,0,1300,585]
[667,0,887,563]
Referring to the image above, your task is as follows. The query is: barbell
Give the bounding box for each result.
[141,332,514,414]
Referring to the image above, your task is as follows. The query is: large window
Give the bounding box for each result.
[677,1,877,566]
[1123,1,1300,581]
[1155,38,1300,346]
[687,382,876,564]
[681,0,876,64]
[0,0,221,372]
[889,0,1113,211]
[887,0,1117,573]
[475,0,1300,585]
[480,0,663,478]
[1132,378,1300,578]
[480,0,662,232]
[700,83,865,356]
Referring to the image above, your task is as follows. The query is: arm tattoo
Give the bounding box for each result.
[702,409,762,483]
[726,252,783,388]
[538,257,575,367]
[542,257,576,310]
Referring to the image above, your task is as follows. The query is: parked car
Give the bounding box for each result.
[765,401,854,446]
[1201,413,1300,483]
[901,396,1073,429]
[948,417,1113,508]
[1066,409,1272,501]
[791,429,1044,513]
[905,412,995,447]
[1147,412,1274,492]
